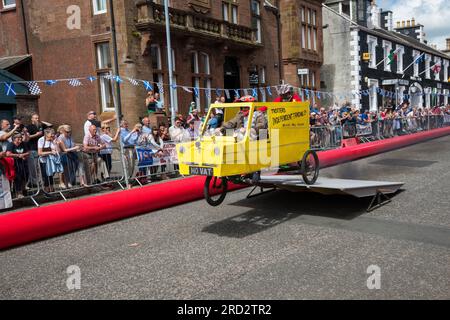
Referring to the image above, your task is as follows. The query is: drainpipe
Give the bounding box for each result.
[274,0,283,83]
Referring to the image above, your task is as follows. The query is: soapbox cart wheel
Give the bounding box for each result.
[204,176,228,206]
[301,150,319,185]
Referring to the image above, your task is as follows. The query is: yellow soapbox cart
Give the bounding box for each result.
[176,101,320,206]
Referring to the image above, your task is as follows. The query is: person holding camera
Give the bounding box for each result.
[0,119,21,152]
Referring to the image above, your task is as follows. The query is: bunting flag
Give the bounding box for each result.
[415,54,424,64]
[157,82,164,94]
[114,76,123,84]
[68,79,82,87]
[387,49,397,65]
[252,88,258,98]
[224,89,230,99]
[128,78,139,86]
[317,91,321,100]
[205,88,211,101]
[27,81,42,95]
[215,88,221,97]
[305,89,309,99]
[143,81,153,91]
[233,89,240,99]
[5,83,16,96]
[275,85,282,95]
[171,84,178,90]
[182,86,192,93]
[193,87,199,97]
[431,64,441,74]
[266,86,272,96]
[87,76,97,82]
[243,89,249,96]
[259,87,265,96]
[45,80,58,86]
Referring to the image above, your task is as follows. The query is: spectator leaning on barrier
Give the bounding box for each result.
[6,134,30,198]
[83,124,106,183]
[38,128,63,193]
[99,124,120,176]
[57,125,81,189]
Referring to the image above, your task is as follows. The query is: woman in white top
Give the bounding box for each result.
[100,124,120,175]
[38,128,62,192]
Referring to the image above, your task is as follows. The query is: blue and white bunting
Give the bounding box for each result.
[266,86,272,97]
[215,88,222,98]
[143,81,153,91]
[68,79,82,87]
[182,86,192,93]
[193,87,199,97]
[128,78,139,86]
[224,89,230,100]
[87,76,97,82]
[157,82,164,94]
[233,89,240,99]
[27,81,42,95]
[252,88,258,98]
[5,83,16,96]
[45,80,57,86]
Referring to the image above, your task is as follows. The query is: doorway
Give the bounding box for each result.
[223,57,241,102]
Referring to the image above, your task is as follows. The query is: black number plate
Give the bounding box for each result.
[189,166,214,176]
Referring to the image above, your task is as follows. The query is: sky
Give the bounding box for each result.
[378,0,449,49]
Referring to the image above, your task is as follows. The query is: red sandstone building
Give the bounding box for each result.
[0,0,323,139]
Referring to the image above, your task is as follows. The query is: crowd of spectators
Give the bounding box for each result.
[0,88,449,201]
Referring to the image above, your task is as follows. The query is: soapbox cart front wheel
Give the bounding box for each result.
[204,176,228,206]
[300,150,320,185]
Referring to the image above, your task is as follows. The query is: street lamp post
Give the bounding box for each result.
[108,0,130,189]
[164,0,176,125]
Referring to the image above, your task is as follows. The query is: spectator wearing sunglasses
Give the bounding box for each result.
[84,111,116,136]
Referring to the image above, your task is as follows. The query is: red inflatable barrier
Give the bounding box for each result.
[0,126,449,250]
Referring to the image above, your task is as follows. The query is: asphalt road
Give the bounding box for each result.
[1,136,449,299]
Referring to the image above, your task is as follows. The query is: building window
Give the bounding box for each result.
[413,50,420,77]
[251,0,262,43]
[425,54,431,79]
[2,0,15,8]
[443,60,449,83]
[96,42,111,69]
[222,1,238,24]
[340,0,350,17]
[95,42,113,111]
[151,45,162,70]
[383,40,392,72]
[191,51,211,111]
[93,0,107,15]
[425,87,431,107]
[150,45,164,102]
[301,6,318,52]
[434,57,441,81]
[367,36,378,69]
[396,45,404,74]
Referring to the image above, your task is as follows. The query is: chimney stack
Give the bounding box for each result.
[401,20,405,28]
[406,20,410,27]
[411,18,415,26]
[446,38,450,50]
[396,21,400,28]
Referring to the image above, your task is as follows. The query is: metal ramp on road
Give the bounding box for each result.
[249,176,404,212]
